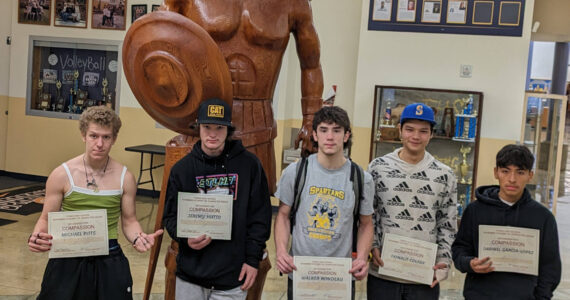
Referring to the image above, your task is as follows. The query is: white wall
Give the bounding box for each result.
[530,41,570,81]
[1,2,12,96]
[275,0,363,121]
[352,0,535,142]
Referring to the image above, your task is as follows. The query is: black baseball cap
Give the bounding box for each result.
[196,98,232,126]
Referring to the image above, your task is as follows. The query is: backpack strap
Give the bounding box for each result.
[350,161,365,253]
[290,157,309,233]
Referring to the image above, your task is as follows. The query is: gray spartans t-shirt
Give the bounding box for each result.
[276,154,374,264]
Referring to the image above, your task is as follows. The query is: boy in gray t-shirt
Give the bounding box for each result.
[274,106,374,300]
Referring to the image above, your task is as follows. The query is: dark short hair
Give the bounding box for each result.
[400,118,435,132]
[311,106,352,150]
[496,144,534,171]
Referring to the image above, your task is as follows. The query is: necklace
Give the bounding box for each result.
[83,155,109,193]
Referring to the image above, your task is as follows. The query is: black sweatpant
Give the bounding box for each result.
[37,247,133,300]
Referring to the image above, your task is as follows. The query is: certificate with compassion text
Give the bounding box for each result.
[48,209,108,258]
[376,233,437,285]
[177,192,233,240]
[478,225,539,276]
[293,256,352,300]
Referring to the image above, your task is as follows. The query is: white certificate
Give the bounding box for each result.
[478,225,539,276]
[48,209,108,259]
[293,256,352,300]
[373,0,392,21]
[447,0,467,24]
[177,192,233,240]
[396,0,416,22]
[376,233,437,285]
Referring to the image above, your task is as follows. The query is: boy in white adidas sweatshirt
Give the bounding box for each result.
[367,103,457,300]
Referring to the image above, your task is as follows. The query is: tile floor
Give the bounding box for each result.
[1,193,570,299]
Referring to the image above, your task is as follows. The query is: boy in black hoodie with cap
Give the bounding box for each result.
[163,98,272,299]
[452,144,561,300]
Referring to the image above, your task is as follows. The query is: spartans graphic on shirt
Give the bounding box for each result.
[304,185,344,241]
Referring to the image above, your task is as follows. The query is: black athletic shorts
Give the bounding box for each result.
[37,245,133,300]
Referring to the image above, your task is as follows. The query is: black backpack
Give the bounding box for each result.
[289,156,364,252]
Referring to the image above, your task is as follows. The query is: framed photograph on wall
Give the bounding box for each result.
[131,4,147,23]
[91,0,127,30]
[18,0,51,25]
[151,4,160,12]
[54,0,88,28]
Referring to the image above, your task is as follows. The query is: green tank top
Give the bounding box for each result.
[61,163,126,239]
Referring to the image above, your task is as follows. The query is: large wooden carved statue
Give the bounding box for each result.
[122,0,323,299]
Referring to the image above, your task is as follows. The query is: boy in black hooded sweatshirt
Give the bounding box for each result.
[163,98,272,299]
[452,144,561,300]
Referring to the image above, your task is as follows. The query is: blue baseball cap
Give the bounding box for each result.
[400,103,436,125]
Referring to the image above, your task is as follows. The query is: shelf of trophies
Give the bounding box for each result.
[370,86,483,217]
[26,36,121,120]
[31,75,116,117]
[520,92,568,215]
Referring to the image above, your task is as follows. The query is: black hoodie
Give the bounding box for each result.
[452,185,561,300]
[163,140,272,290]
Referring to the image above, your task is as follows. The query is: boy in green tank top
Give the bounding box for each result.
[28,106,163,300]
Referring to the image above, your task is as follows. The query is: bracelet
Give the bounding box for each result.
[132,235,140,246]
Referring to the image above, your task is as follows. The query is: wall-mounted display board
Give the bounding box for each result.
[26,36,121,120]
[368,0,525,36]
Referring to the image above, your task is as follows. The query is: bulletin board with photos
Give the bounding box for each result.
[26,36,121,120]
[370,85,483,216]
[368,0,525,36]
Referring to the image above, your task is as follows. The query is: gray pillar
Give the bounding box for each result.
[546,42,569,139]
[551,42,569,95]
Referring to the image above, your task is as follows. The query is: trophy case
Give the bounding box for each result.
[26,36,121,119]
[370,86,483,217]
[520,92,568,215]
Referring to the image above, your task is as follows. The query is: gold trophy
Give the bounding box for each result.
[459,145,472,184]
[37,79,44,109]
[102,78,108,97]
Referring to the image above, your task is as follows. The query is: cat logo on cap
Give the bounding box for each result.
[208,105,224,118]
[415,104,424,116]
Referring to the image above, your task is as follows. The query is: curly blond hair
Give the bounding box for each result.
[79,106,122,138]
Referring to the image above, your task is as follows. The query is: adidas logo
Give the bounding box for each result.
[386,195,405,207]
[372,158,389,166]
[409,196,428,209]
[417,184,435,195]
[411,224,423,231]
[441,198,455,208]
[434,174,448,184]
[428,162,442,170]
[385,220,400,228]
[386,169,406,179]
[410,171,430,181]
[395,209,414,220]
[435,211,448,220]
[441,252,452,258]
[418,212,434,222]
[394,182,412,192]
[441,221,455,230]
[376,181,389,192]
[380,207,390,217]
[440,239,450,245]
[438,191,449,198]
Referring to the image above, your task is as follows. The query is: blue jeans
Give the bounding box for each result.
[367,274,439,300]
